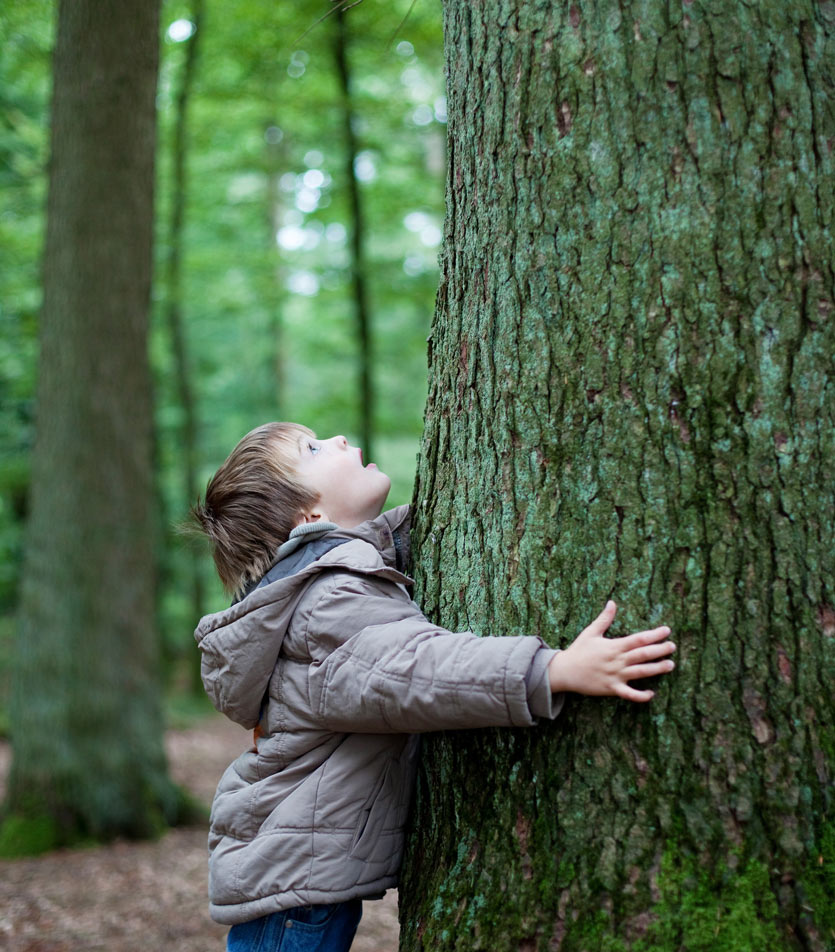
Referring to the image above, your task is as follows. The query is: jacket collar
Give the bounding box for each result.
[322,504,411,574]
[275,520,342,561]
[239,504,412,603]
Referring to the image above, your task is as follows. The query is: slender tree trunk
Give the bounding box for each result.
[401,1,834,949]
[161,0,206,690]
[333,3,375,460]
[265,120,288,416]
[2,0,185,852]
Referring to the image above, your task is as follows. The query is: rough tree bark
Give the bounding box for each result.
[401,1,834,950]
[1,0,186,852]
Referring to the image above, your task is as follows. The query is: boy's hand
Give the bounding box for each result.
[548,601,675,702]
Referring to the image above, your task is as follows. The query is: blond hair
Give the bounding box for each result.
[192,422,319,595]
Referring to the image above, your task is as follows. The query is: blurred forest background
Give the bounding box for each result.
[0,0,446,726]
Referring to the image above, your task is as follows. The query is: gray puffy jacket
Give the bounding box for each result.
[194,505,563,925]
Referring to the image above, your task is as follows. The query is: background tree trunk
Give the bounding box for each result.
[334,2,375,461]
[401,1,834,949]
[158,1,206,696]
[1,0,185,852]
[265,119,288,417]
[162,0,206,653]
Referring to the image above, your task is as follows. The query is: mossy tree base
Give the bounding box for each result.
[0,782,207,858]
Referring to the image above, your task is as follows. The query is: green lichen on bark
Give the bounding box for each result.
[401,0,835,949]
[637,850,781,952]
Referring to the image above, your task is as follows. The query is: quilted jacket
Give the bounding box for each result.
[194,505,563,924]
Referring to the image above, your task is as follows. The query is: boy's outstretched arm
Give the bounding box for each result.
[548,601,675,702]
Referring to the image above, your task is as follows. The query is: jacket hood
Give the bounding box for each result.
[194,505,411,728]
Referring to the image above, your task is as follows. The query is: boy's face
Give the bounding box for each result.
[293,433,391,527]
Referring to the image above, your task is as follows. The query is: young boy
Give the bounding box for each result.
[193,422,675,952]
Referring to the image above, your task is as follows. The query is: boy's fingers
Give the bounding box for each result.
[616,683,655,703]
[581,600,617,638]
[623,641,676,665]
[621,626,672,650]
[623,660,675,680]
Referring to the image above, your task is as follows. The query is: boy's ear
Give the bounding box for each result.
[295,509,330,527]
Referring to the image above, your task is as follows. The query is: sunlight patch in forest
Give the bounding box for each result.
[166,19,195,43]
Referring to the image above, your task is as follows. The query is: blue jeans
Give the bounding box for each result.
[227,900,363,952]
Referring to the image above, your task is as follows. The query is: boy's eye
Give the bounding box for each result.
[309,442,320,455]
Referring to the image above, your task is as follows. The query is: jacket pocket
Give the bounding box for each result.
[349,759,396,862]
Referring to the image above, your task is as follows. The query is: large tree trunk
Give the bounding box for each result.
[401,1,834,949]
[1,0,184,852]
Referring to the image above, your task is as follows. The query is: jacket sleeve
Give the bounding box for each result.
[304,572,565,733]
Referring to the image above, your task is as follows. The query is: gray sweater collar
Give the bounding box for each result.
[273,521,341,561]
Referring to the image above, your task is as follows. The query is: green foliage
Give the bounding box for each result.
[1,0,445,718]
[164,683,221,729]
[152,0,445,663]
[0,0,53,729]
[0,0,52,606]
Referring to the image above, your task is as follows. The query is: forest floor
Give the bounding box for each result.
[0,715,400,951]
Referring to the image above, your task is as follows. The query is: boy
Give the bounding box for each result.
[193,422,676,952]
